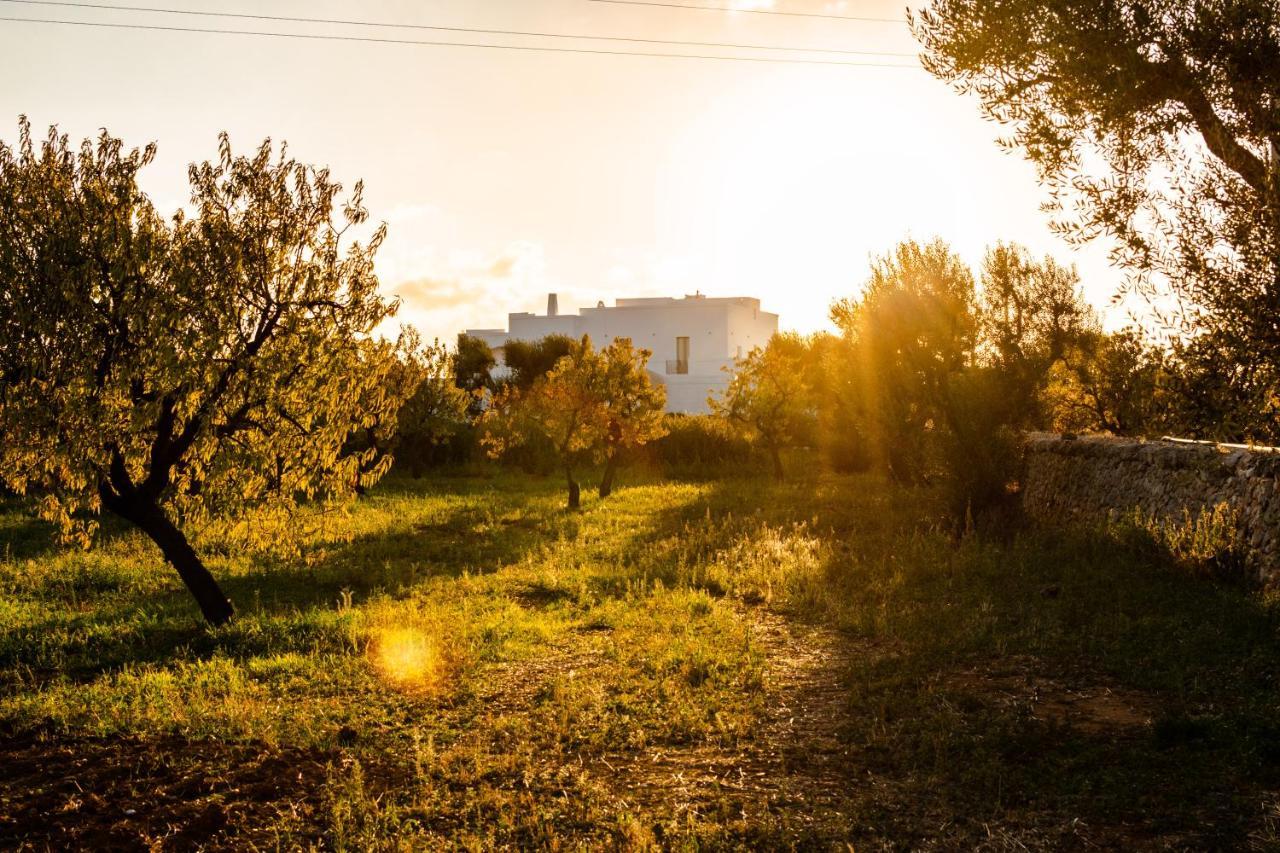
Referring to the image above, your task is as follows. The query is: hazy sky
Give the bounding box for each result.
[1,0,1128,341]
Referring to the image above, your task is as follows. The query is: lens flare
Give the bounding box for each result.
[371,627,443,692]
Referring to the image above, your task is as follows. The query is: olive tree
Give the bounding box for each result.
[831,239,978,485]
[454,333,496,418]
[914,0,1280,438]
[1048,329,1170,435]
[0,121,408,625]
[978,243,1094,428]
[501,334,576,391]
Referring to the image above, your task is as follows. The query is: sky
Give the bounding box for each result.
[0,0,1129,342]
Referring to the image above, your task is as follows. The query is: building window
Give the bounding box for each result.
[667,336,689,375]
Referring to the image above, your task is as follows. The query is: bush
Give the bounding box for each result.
[937,368,1026,528]
[1114,502,1246,579]
[648,414,754,470]
[394,422,481,475]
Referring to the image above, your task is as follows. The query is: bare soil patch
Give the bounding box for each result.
[0,730,333,851]
[947,657,1156,734]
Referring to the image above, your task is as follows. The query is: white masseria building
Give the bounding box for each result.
[465,293,778,414]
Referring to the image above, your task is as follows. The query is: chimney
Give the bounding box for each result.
[547,292,558,317]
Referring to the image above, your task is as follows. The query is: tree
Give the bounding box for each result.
[830,238,1089,521]
[481,335,665,508]
[453,333,495,417]
[0,122,407,625]
[396,336,472,477]
[351,331,470,480]
[914,0,1280,439]
[344,331,427,494]
[790,332,870,473]
[1159,332,1278,440]
[501,334,576,391]
[831,239,977,484]
[1049,329,1170,435]
[596,338,667,497]
[977,243,1093,429]
[712,334,813,482]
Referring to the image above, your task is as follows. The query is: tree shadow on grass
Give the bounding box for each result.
[809,508,1280,848]
[554,468,1280,847]
[222,503,564,611]
[0,502,144,564]
[0,486,568,687]
[0,513,62,563]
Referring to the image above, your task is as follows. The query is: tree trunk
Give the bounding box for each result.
[598,454,619,498]
[770,445,784,482]
[566,468,581,510]
[112,498,234,626]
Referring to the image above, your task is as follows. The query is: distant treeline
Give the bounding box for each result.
[374,238,1228,528]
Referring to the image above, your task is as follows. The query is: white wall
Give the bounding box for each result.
[508,313,581,340]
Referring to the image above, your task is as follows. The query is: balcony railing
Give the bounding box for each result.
[665,359,689,375]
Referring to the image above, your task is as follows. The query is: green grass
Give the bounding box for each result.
[2,461,1279,849]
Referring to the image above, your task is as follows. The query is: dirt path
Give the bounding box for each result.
[588,606,861,838]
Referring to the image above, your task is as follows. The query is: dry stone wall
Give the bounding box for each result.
[1022,433,1280,584]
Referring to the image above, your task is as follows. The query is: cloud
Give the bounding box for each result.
[394,276,477,312]
[380,241,552,343]
[488,255,517,277]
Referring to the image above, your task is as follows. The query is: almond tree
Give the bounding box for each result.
[481,335,665,507]
[712,334,813,482]
[0,121,408,625]
[596,338,666,498]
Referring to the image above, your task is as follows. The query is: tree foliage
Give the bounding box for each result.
[0,121,407,624]
[711,333,814,482]
[1048,329,1171,435]
[357,332,471,480]
[914,0,1280,439]
[825,238,1093,521]
[978,243,1095,428]
[595,338,668,497]
[501,334,576,391]
[481,336,665,507]
[453,332,495,418]
[832,239,978,485]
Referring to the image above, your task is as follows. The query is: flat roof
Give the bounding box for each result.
[466,294,770,336]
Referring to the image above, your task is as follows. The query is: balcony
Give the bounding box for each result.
[665,359,689,375]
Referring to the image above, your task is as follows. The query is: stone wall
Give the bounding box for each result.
[1022,433,1280,584]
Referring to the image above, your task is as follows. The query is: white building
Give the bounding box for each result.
[465,293,778,413]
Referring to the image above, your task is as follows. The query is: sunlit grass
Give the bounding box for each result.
[2,462,1279,847]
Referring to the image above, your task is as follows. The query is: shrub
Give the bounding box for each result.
[648,415,754,470]
[1116,502,1245,579]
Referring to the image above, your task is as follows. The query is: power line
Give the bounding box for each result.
[0,15,921,67]
[586,0,907,24]
[0,0,916,57]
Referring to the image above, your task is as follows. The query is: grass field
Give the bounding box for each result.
[2,460,1279,849]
